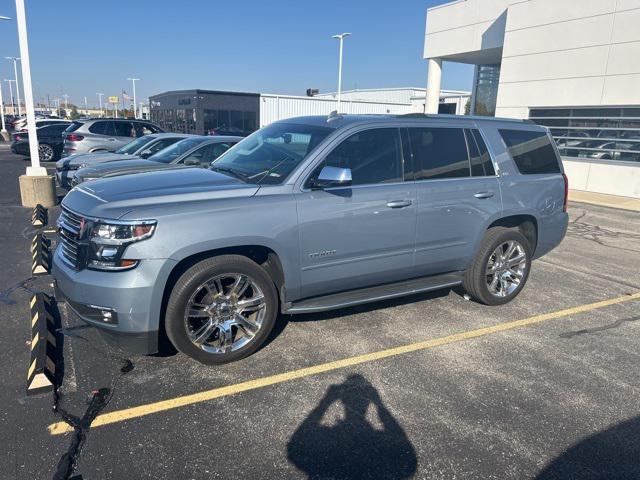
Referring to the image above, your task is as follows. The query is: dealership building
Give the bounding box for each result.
[149,88,470,137]
[424,0,640,198]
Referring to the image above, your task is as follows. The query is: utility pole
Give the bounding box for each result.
[97,92,104,117]
[127,77,139,118]
[5,56,21,116]
[4,79,15,114]
[331,33,351,113]
[84,95,87,116]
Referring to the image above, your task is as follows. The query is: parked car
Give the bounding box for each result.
[71,136,241,186]
[13,117,69,132]
[11,122,72,161]
[61,118,164,157]
[53,114,568,365]
[55,133,193,188]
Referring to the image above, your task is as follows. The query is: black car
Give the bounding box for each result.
[11,122,71,161]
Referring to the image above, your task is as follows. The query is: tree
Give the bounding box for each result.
[70,105,80,120]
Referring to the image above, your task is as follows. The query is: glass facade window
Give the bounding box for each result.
[529,106,640,163]
[203,109,257,136]
[474,64,501,117]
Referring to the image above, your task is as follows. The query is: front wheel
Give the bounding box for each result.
[165,255,278,365]
[463,227,532,306]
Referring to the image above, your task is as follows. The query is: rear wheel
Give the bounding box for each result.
[463,227,532,305]
[165,255,278,365]
[38,143,54,162]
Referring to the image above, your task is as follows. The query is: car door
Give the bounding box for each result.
[409,126,502,277]
[295,127,416,299]
[112,121,137,150]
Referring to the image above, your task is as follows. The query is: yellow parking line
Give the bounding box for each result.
[48,292,640,435]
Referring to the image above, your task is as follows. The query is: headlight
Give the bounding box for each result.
[78,163,89,169]
[87,220,156,270]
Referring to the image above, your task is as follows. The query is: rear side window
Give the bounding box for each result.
[88,121,115,136]
[136,122,161,136]
[499,129,560,174]
[466,129,495,176]
[318,128,403,186]
[409,127,470,180]
[114,122,136,137]
[39,124,69,135]
[65,121,84,133]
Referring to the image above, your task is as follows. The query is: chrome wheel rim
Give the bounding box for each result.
[486,240,527,298]
[184,273,266,354]
[38,144,53,161]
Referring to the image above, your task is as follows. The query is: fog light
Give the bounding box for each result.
[67,301,118,325]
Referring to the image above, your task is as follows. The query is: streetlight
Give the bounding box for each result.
[4,79,15,114]
[0,16,10,140]
[15,0,51,187]
[5,56,21,116]
[331,32,351,112]
[127,77,139,118]
[97,92,104,117]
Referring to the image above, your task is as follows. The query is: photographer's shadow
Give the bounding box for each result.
[287,374,417,479]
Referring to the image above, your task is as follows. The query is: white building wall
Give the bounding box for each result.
[495,0,640,118]
[258,94,413,127]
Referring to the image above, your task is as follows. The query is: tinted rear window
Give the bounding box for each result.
[65,121,84,133]
[88,121,115,136]
[499,129,561,174]
[409,127,470,180]
[466,129,495,177]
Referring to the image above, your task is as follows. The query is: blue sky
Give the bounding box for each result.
[0,0,472,108]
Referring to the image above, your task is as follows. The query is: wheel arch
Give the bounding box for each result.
[487,214,539,253]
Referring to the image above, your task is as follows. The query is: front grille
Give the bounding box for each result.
[57,207,85,270]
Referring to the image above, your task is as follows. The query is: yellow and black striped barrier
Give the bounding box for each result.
[27,293,58,395]
[31,204,48,227]
[31,233,52,276]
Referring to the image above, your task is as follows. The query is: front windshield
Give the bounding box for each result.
[115,136,155,155]
[211,123,332,184]
[148,137,208,163]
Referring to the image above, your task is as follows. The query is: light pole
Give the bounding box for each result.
[97,92,104,117]
[331,32,351,113]
[0,16,9,139]
[4,79,15,114]
[62,94,68,112]
[127,77,139,118]
[15,0,49,180]
[5,56,21,116]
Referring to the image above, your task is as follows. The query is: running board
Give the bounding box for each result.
[284,271,463,314]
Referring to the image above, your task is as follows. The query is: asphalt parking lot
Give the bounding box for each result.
[2,147,640,479]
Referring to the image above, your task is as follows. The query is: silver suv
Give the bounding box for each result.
[62,118,163,157]
[54,114,569,365]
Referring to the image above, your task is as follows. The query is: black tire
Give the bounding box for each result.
[463,227,532,306]
[165,255,278,365]
[38,143,54,162]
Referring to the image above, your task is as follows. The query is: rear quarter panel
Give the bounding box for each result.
[481,125,568,258]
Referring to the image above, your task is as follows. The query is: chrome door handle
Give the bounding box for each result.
[474,191,495,199]
[386,200,412,208]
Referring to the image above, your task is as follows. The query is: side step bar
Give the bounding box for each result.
[284,271,463,314]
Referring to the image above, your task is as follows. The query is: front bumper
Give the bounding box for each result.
[52,247,178,355]
[55,169,74,189]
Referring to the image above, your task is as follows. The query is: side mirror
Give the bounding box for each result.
[139,149,153,159]
[311,166,352,189]
[183,157,200,166]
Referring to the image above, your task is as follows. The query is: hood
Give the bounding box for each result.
[76,159,176,180]
[62,167,260,220]
[56,152,135,169]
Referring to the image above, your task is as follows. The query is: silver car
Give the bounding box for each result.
[72,136,241,186]
[56,133,193,188]
[62,118,163,157]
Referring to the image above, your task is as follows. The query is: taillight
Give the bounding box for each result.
[66,134,84,142]
[14,135,22,141]
[562,173,569,213]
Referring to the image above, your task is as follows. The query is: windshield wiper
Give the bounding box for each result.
[210,166,248,182]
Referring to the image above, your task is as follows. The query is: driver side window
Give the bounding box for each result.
[308,128,403,187]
